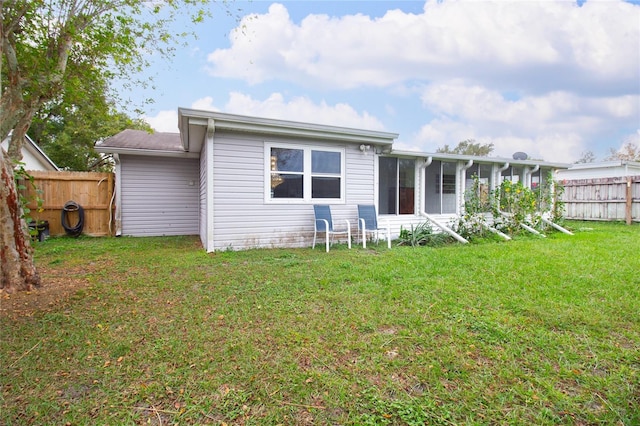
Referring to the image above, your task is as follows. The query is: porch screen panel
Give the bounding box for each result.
[441,161,457,213]
[424,160,441,214]
[425,161,457,214]
[399,159,415,214]
[465,163,480,206]
[501,166,523,183]
[379,157,397,214]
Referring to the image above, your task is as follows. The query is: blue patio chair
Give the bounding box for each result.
[313,205,352,252]
[358,204,391,249]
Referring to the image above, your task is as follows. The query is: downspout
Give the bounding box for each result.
[495,161,543,237]
[418,156,469,244]
[538,166,573,235]
[499,211,546,237]
[418,156,432,218]
[417,156,432,217]
[526,164,540,188]
[495,162,509,190]
[205,118,216,252]
[113,154,122,236]
[460,159,510,241]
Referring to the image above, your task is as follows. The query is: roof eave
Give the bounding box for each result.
[178,108,398,148]
[94,146,199,159]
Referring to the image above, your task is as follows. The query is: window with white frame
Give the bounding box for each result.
[267,144,345,202]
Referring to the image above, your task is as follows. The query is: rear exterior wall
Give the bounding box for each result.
[209,131,376,250]
[120,155,200,236]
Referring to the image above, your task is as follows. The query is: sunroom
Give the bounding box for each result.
[375,152,565,238]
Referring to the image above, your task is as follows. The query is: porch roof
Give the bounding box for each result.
[390,149,571,169]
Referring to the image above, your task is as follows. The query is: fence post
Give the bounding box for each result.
[626,177,632,225]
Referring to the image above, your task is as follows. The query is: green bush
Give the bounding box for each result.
[397,222,453,247]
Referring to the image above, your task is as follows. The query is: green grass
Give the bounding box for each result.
[1,221,639,425]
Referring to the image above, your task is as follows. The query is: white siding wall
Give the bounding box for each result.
[120,155,199,236]
[1,139,54,171]
[210,132,376,250]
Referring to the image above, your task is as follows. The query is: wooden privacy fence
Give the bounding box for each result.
[22,171,115,236]
[561,175,640,224]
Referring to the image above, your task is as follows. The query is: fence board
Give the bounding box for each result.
[562,175,640,223]
[21,171,115,237]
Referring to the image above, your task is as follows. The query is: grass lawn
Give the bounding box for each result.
[1,221,639,425]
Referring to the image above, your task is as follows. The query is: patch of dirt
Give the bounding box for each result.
[0,264,97,320]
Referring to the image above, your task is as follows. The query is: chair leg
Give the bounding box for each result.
[325,231,330,253]
[359,218,366,248]
[312,229,317,249]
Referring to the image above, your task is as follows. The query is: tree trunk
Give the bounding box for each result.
[0,148,41,293]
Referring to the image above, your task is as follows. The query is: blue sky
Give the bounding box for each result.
[136,0,640,163]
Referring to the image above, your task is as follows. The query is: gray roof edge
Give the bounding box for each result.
[178,108,398,144]
[94,145,199,159]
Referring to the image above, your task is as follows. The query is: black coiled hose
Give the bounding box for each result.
[61,201,84,237]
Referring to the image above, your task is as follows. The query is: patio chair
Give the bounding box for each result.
[357,204,391,249]
[313,205,352,252]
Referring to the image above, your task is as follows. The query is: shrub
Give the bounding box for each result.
[397,222,453,247]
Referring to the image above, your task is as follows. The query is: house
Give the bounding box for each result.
[95,109,569,251]
[1,133,59,171]
[556,160,640,180]
[556,161,640,222]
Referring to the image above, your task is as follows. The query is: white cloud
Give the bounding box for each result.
[410,80,639,162]
[144,92,385,132]
[206,1,639,94]
[148,1,639,163]
[144,97,220,133]
[143,110,179,133]
[190,96,218,112]
[223,92,386,130]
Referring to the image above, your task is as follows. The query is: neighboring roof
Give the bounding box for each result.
[1,133,59,171]
[562,160,640,171]
[95,129,188,158]
[556,160,640,179]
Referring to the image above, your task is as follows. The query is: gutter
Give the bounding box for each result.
[94,146,199,159]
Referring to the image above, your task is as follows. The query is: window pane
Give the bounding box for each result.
[379,157,397,214]
[271,174,303,198]
[271,148,303,172]
[312,150,341,174]
[312,177,341,198]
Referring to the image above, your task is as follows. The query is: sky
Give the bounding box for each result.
[136,0,640,163]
